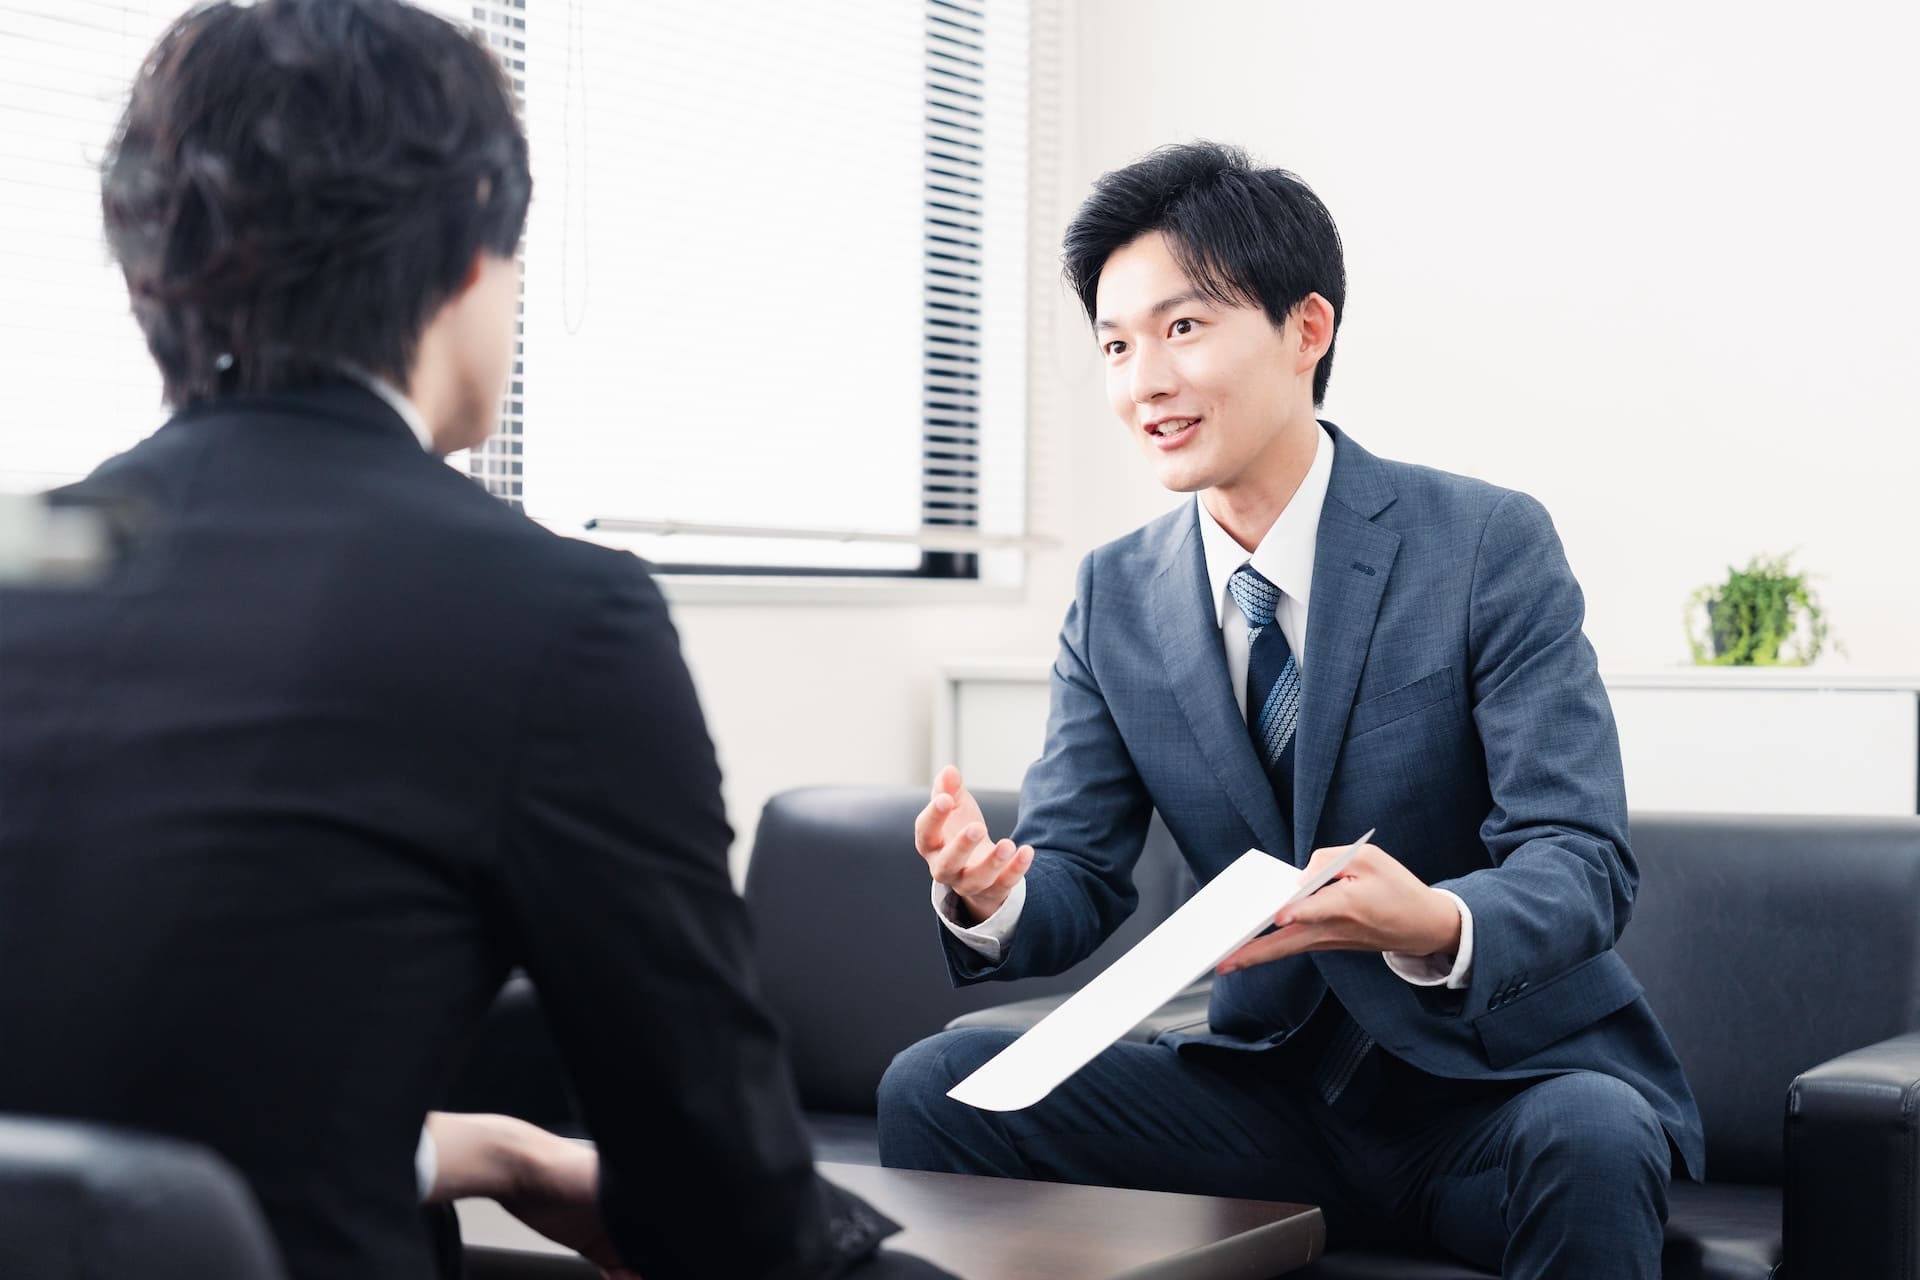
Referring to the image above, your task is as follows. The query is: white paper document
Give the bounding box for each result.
[947,832,1371,1112]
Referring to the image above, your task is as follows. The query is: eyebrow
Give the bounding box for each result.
[1094,291,1210,332]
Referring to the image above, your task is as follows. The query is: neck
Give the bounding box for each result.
[403,355,477,455]
[1200,416,1320,552]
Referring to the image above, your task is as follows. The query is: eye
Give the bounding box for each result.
[1170,317,1198,337]
[1102,339,1129,357]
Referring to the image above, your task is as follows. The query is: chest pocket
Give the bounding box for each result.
[1346,665,1461,740]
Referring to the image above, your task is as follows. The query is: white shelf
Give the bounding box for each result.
[1603,669,1920,693]
[937,662,1920,816]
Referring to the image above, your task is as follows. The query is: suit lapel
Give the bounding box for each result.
[1291,431,1401,864]
[1150,508,1291,860]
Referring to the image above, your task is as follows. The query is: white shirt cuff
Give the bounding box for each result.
[932,875,1028,964]
[414,1127,437,1202]
[1382,889,1474,990]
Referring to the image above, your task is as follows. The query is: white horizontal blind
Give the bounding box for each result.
[0,0,172,492]
[0,0,1031,576]
[462,0,1028,572]
[960,0,1031,576]
[516,0,925,570]
[418,0,528,506]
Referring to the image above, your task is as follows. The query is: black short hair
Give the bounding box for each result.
[1062,142,1346,405]
[101,0,532,406]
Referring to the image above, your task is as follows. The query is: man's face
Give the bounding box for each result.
[1094,230,1312,496]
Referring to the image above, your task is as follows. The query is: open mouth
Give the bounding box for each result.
[1146,417,1199,444]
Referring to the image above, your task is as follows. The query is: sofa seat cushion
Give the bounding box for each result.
[1659,1181,1779,1280]
[944,980,1213,1043]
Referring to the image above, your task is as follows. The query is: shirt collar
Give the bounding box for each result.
[1196,423,1336,628]
[340,366,436,453]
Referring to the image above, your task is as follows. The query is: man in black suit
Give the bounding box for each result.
[0,3,947,1278]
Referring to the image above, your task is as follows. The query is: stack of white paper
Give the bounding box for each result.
[947,835,1367,1112]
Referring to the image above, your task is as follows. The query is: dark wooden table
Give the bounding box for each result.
[461,1160,1324,1280]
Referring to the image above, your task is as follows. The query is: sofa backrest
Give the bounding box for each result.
[0,1114,288,1280]
[1616,813,1920,1184]
[743,786,1195,1115]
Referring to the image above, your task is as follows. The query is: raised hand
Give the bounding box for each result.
[912,764,1033,924]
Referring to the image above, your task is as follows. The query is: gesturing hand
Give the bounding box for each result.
[1216,840,1462,974]
[912,764,1033,924]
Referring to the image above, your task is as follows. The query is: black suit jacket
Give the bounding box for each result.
[0,384,901,1280]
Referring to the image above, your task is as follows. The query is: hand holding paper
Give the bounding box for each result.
[946,830,1373,1113]
[1216,832,1463,974]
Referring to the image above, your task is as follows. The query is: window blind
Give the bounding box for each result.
[436,0,1031,574]
[0,0,172,493]
[421,0,529,507]
[1,0,1031,578]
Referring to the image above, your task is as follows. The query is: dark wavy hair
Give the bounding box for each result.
[1062,142,1346,406]
[101,0,532,407]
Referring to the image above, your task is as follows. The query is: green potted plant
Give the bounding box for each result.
[1684,553,1830,666]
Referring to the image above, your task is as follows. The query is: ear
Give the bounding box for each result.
[453,249,487,299]
[1293,292,1336,376]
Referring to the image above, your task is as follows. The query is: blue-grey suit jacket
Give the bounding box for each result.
[943,425,1705,1179]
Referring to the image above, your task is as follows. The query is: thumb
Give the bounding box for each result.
[1277,877,1350,928]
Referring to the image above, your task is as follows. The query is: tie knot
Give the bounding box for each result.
[1228,565,1280,628]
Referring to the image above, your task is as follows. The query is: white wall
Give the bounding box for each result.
[675,0,1920,874]
[1061,0,1920,668]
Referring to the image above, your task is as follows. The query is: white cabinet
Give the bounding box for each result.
[934,660,1055,794]
[936,663,1920,816]
[1606,672,1919,816]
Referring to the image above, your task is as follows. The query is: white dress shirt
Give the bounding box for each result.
[352,370,438,453]
[937,425,1474,989]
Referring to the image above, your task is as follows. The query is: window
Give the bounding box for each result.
[0,1,174,492]
[0,0,1032,582]
[453,0,1033,577]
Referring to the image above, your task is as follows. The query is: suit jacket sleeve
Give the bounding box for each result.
[495,552,899,1280]
[943,551,1155,985]
[1437,491,1637,1023]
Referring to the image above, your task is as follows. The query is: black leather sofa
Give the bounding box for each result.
[0,1114,289,1279]
[456,789,1920,1280]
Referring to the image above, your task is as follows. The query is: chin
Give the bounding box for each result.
[1149,458,1219,495]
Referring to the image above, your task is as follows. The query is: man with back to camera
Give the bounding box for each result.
[0,2,954,1278]
[878,143,1704,1278]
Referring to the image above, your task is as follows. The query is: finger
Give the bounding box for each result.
[1301,844,1340,873]
[1275,880,1354,929]
[1219,920,1364,971]
[929,823,991,883]
[1302,841,1372,875]
[983,844,1033,894]
[912,800,944,856]
[953,837,1019,896]
[1216,925,1315,973]
[913,793,961,856]
[934,764,963,798]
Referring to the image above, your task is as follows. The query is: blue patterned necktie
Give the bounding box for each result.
[1227,565,1301,826]
[1227,564,1374,1107]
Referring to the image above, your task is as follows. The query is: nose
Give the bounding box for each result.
[1129,342,1177,405]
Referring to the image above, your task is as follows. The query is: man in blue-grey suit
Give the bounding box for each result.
[878,143,1703,1278]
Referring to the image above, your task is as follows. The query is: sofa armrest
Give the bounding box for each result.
[1784,1029,1920,1279]
[944,980,1213,1045]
